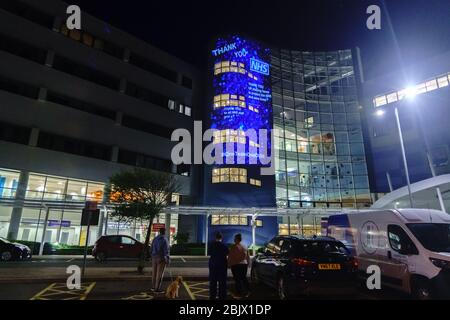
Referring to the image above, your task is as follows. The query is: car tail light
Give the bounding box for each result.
[291,258,315,267]
[349,257,358,268]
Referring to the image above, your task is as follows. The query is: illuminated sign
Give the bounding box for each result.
[250,58,269,75]
[211,35,272,165]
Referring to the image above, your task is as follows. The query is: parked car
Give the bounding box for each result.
[92,235,150,261]
[0,237,32,261]
[251,236,358,299]
[326,208,450,299]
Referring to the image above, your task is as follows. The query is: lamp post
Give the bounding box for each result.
[375,103,414,208]
[394,106,414,208]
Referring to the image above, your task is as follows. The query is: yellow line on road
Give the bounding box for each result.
[30,282,96,300]
[80,282,96,300]
[30,283,56,300]
[182,281,196,300]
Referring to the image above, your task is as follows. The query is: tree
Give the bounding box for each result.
[108,168,180,274]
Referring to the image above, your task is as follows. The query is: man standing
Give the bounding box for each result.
[209,232,229,300]
[228,233,250,299]
[151,227,170,293]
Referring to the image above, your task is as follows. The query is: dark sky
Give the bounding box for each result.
[69,0,450,80]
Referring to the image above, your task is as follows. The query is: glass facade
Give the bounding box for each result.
[271,49,371,209]
[0,168,179,245]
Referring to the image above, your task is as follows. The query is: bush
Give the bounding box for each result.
[8,240,93,255]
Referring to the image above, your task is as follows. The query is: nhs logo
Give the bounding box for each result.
[250,58,269,76]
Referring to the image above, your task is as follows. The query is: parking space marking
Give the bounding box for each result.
[30,282,96,300]
[183,281,210,300]
[181,257,186,263]
[122,292,155,300]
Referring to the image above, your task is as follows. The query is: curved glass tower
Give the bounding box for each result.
[271,49,371,210]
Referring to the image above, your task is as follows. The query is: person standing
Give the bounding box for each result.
[228,233,250,298]
[208,232,229,300]
[151,227,170,293]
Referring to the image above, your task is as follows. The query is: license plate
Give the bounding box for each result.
[318,263,341,270]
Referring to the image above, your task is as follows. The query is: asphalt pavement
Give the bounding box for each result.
[0,255,408,300]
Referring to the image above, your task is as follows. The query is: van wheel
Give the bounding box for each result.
[251,267,260,285]
[1,251,12,261]
[412,278,432,300]
[95,252,107,262]
[277,275,288,300]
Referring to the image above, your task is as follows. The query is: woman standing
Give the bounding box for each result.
[228,233,251,298]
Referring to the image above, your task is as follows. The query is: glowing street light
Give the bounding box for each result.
[375,109,385,117]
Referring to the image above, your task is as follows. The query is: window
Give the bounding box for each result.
[184,106,192,117]
[122,115,172,139]
[46,91,116,120]
[129,53,177,83]
[212,168,247,184]
[168,100,176,111]
[407,223,450,253]
[121,236,135,245]
[437,76,449,88]
[52,55,120,90]
[125,82,171,108]
[59,24,124,59]
[0,75,39,99]
[182,75,193,89]
[117,149,172,172]
[0,121,31,145]
[0,33,47,64]
[212,129,258,147]
[374,95,387,107]
[256,219,263,227]
[387,225,418,254]
[0,1,54,29]
[213,94,247,109]
[37,132,111,161]
[249,178,262,187]
[211,215,248,226]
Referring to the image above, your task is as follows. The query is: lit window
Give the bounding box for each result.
[437,76,449,88]
[213,94,246,109]
[425,79,438,92]
[211,215,248,226]
[212,167,247,184]
[416,82,427,94]
[168,99,175,111]
[386,92,398,103]
[374,95,387,107]
[256,219,263,227]
[185,106,191,116]
[250,178,262,187]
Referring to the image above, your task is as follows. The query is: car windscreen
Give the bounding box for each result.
[407,223,450,253]
[294,241,350,256]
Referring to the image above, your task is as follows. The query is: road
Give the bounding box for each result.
[0,255,207,269]
[0,279,407,300]
[0,256,407,300]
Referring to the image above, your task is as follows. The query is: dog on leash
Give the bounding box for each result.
[165,276,183,299]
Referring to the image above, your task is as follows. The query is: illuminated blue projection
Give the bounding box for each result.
[211,35,272,165]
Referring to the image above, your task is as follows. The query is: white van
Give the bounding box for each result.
[326,209,450,299]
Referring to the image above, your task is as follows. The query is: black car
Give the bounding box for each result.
[0,237,32,261]
[251,236,358,299]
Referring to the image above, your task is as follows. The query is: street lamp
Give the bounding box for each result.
[375,105,414,208]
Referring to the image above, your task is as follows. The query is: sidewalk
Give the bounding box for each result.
[0,266,219,284]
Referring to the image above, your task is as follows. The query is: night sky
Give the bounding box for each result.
[69,0,450,80]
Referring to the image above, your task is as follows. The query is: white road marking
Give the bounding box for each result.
[66,258,75,263]
[180,257,186,263]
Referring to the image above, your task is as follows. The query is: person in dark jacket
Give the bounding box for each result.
[209,232,229,300]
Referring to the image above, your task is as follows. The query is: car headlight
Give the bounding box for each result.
[430,258,450,269]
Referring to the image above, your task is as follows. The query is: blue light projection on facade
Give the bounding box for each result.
[211,35,272,165]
